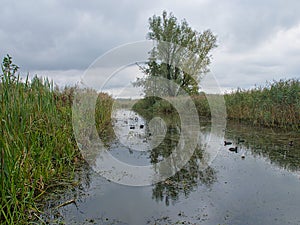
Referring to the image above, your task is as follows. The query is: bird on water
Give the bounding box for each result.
[224,141,232,146]
[229,146,238,153]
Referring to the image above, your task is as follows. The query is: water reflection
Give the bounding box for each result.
[43,111,300,225]
[103,108,218,208]
[149,120,217,206]
[93,106,210,186]
[224,121,300,171]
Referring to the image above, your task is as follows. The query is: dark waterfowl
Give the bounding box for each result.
[224,141,232,146]
[237,137,245,144]
[288,141,294,146]
[229,146,238,153]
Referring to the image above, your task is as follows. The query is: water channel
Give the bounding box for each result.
[44,109,300,225]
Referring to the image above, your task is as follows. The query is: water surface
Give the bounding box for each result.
[45,110,300,225]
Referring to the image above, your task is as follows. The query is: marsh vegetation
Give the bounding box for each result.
[0,55,113,224]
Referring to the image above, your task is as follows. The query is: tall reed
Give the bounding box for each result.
[0,55,113,224]
[95,92,114,142]
[225,78,300,129]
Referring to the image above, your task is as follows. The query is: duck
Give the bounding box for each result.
[288,141,294,146]
[237,137,245,144]
[224,141,232,146]
[229,146,238,153]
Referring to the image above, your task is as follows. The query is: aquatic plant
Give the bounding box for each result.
[0,55,113,224]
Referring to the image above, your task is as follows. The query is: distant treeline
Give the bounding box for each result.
[133,79,300,130]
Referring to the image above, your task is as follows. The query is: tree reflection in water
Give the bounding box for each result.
[149,122,217,206]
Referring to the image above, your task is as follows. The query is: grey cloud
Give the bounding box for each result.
[1,0,300,92]
[165,0,300,53]
[0,0,157,70]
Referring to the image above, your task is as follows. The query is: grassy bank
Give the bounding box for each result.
[132,79,299,130]
[0,56,113,224]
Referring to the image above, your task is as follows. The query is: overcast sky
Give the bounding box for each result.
[1,0,300,95]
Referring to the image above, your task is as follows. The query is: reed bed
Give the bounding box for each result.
[0,56,113,224]
[225,78,300,129]
[95,92,114,142]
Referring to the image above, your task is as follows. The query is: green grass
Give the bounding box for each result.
[0,56,113,224]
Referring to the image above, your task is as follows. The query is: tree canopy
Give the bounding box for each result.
[134,11,217,96]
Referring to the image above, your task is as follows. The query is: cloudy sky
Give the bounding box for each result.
[1,0,300,95]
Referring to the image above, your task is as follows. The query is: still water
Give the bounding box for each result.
[45,109,300,225]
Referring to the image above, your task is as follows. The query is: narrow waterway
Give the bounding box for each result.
[44,109,300,225]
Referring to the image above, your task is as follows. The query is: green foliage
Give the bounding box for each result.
[95,92,114,142]
[133,79,299,130]
[132,97,176,120]
[225,79,300,129]
[132,93,211,123]
[0,56,113,224]
[1,55,19,82]
[191,94,211,118]
[134,11,217,97]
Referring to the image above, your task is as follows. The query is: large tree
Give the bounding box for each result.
[135,11,217,96]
